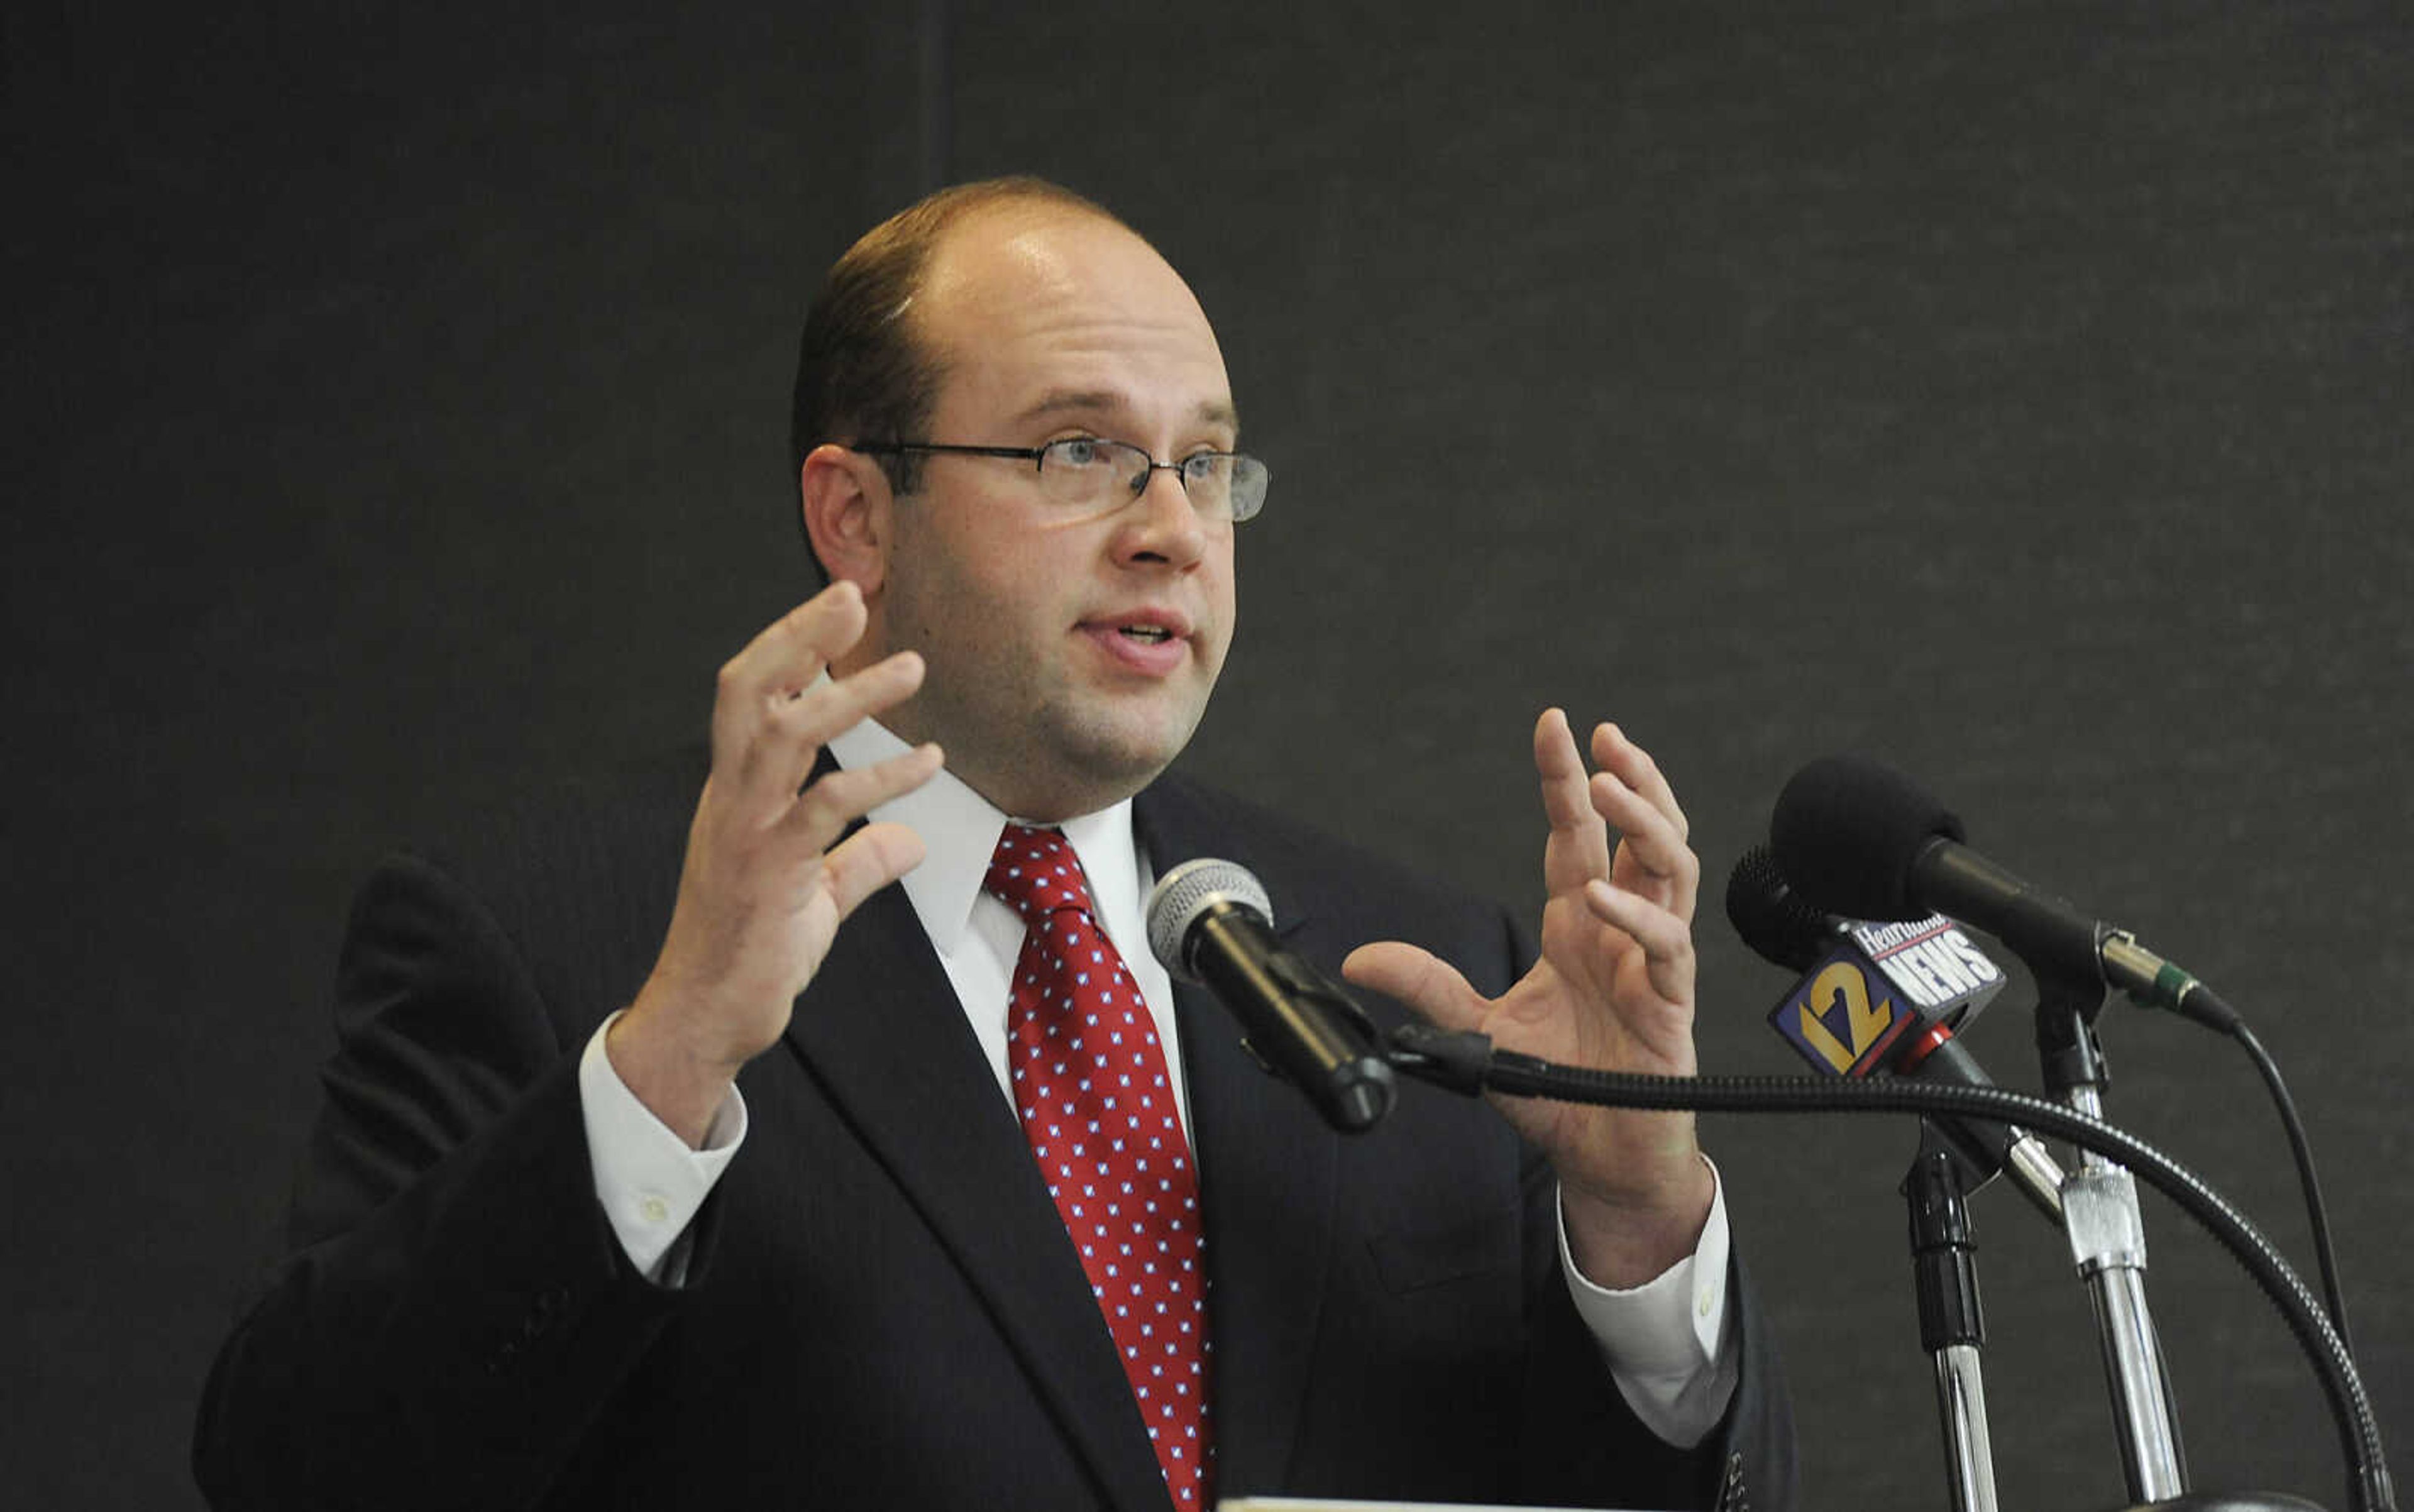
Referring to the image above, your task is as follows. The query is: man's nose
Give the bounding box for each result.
[1116,465,1210,565]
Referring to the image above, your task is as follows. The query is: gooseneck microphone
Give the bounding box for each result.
[1770,754,2239,1030]
[1726,846,2066,1220]
[1145,858,1396,1132]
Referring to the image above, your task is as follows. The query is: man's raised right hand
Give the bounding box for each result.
[609,581,943,1145]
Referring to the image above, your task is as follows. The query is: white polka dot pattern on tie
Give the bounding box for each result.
[986,824,1215,1508]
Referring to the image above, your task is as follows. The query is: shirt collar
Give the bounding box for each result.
[824,714,1144,958]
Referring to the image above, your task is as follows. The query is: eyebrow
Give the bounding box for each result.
[1015,390,1242,438]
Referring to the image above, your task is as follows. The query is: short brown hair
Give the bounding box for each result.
[787,176,1123,578]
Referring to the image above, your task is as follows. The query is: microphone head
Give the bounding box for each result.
[1146,858,1274,983]
[1770,754,1968,922]
[1724,844,1849,973]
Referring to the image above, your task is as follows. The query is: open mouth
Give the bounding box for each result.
[1118,625,1174,643]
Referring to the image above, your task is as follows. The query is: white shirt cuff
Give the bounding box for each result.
[1556,1154,1739,1449]
[578,1010,747,1284]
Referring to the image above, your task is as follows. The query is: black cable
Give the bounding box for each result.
[2231,1019,2357,1359]
[2114,967,2357,1355]
[1385,1032,2396,1512]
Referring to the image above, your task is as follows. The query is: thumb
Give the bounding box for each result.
[1343,941,1490,1033]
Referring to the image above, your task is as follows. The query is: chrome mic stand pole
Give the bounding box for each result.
[2039,972,2188,1502]
[1905,1130,2004,1512]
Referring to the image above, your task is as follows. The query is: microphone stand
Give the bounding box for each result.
[2034,953,2188,1503]
[1374,1023,2394,1512]
[1906,1130,2001,1512]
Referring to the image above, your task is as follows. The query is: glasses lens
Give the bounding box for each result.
[1034,439,1267,522]
[1173,454,1270,522]
[1222,456,1268,522]
[1177,454,1233,517]
[1037,438,1144,512]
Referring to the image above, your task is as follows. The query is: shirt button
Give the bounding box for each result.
[639,1195,670,1224]
[1696,1290,1713,1318]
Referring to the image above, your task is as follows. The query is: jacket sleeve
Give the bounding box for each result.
[192,851,700,1511]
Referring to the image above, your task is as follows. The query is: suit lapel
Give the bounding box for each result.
[1137,776,1342,1495]
[780,869,1174,1512]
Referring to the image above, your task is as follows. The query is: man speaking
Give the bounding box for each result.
[196,177,1795,1511]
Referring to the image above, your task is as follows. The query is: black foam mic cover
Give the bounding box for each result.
[1770,754,1968,922]
[1723,844,1848,973]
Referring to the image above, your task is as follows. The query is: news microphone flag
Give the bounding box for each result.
[1768,915,2007,1078]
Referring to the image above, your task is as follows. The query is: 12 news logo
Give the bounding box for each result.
[1767,918,2005,1078]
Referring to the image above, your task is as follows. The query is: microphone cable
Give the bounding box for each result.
[2220,1015,2356,1361]
[2099,944,2356,1361]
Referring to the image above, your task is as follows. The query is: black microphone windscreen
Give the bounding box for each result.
[1724,844,1846,973]
[1770,755,1968,922]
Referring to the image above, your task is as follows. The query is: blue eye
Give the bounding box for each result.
[1051,438,1105,466]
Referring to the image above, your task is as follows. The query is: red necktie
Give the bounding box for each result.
[984,824,1214,1509]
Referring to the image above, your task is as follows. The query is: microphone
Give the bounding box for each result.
[1146,858,1397,1133]
[1770,755,2239,1031]
[1727,846,2066,1219]
[1727,846,2009,1036]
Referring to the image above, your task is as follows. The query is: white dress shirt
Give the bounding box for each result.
[578,716,1738,1445]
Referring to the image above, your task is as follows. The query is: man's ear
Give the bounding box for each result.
[800,444,891,596]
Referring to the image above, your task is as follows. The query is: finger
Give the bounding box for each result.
[778,649,927,750]
[1531,708,1612,895]
[1588,722,1689,843]
[732,648,926,806]
[1586,766,1700,922]
[711,583,870,757]
[776,741,944,853]
[818,819,932,919]
[1582,879,1698,1008]
[1342,941,1490,1033]
[1583,723,1698,920]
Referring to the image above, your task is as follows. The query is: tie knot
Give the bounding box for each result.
[983,824,1096,924]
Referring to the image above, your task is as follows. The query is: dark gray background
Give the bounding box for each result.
[8,3,2407,1507]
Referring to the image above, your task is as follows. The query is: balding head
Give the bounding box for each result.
[788,178,1139,576]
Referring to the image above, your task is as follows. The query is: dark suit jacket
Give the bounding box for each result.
[196,752,1794,1510]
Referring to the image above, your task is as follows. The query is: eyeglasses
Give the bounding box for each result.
[853,438,1269,523]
